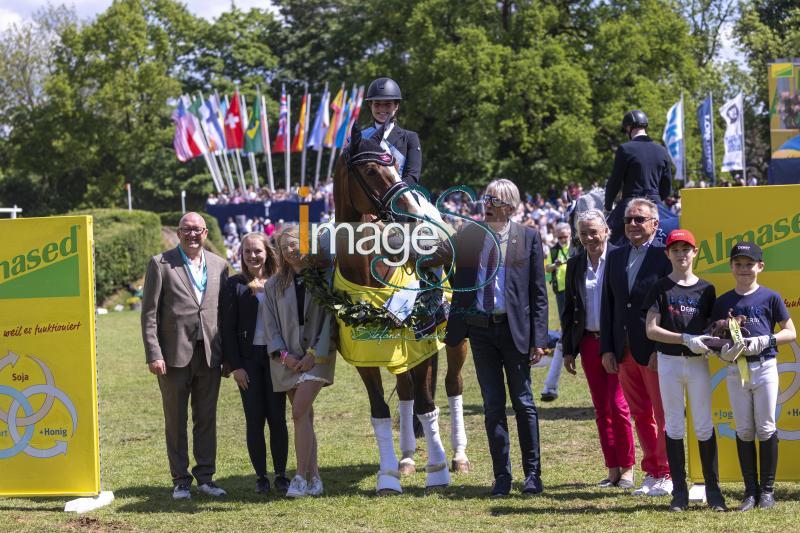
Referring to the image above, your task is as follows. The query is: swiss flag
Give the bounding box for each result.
[224,92,244,150]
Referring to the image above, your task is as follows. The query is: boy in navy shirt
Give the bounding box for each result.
[710,242,796,511]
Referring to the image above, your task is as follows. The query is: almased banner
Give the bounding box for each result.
[0,216,100,496]
[769,61,800,159]
[683,186,800,481]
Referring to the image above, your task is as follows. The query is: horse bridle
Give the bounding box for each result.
[345,149,410,222]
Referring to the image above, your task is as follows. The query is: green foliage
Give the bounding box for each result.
[158,210,225,254]
[70,208,162,304]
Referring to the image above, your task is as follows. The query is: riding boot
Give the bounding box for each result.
[698,430,727,512]
[416,408,450,488]
[664,434,688,511]
[398,400,416,474]
[736,437,759,511]
[758,434,778,510]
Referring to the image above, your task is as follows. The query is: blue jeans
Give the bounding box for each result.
[469,321,541,480]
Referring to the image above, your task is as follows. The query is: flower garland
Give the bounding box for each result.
[301,265,445,330]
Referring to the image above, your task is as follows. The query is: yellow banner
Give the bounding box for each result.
[0,216,100,496]
[683,185,800,481]
[768,61,800,159]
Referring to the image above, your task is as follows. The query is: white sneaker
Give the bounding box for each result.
[631,474,657,496]
[286,475,307,498]
[173,484,191,500]
[198,482,227,497]
[307,476,324,496]
[647,476,673,497]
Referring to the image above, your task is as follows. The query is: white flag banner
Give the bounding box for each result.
[662,98,685,181]
[720,93,745,172]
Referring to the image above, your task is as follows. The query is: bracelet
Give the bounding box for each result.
[305,347,317,358]
[280,350,289,365]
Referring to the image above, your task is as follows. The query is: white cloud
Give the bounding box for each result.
[0,7,23,31]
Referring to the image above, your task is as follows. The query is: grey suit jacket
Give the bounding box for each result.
[141,247,229,368]
[262,271,337,392]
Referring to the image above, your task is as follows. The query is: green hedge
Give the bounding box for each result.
[70,209,162,304]
[158,211,225,254]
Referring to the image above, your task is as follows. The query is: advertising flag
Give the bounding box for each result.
[224,92,244,150]
[291,90,309,153]
[720,93,745,172]
[343,85,365,147]
[323,85,344,148]
[243,94,264,154]
[697,95,716,183]
[272,85,289,154]
[334,86,356,149]
[307,87,330,151]
[663,98,685,181]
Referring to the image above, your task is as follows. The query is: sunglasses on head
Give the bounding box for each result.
[623,216,654,225]
[482,195,509,208]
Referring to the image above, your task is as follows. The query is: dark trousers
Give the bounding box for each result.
[239,346,288,478]
[157,342,221,486]
[469,321,541,480]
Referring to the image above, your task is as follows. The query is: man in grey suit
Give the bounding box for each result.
[141,212,230,499]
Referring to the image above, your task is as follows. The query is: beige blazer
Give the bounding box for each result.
[263,272,336,392]
[141,247,229,368]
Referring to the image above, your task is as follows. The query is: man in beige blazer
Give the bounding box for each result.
[141,212,229,500]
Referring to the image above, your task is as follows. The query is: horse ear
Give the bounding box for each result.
[350,121,362,148]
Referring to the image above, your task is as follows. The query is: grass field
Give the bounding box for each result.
[1,308,798,532]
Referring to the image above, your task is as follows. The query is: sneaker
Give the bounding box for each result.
[616,477,635,490]
[647,476,672,497]
[274,474,290,494]
[631,475,657,496]
[173,483,191,500]
[540,391,558,402]
[256,476,270,494]
[286,475,307,498]
[198,481,227,497]
[307,476,324,496]
[598,478,616,488]
[489,475,511,498]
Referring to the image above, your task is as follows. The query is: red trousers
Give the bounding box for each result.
[581,334,635,469]
[617,348,670,478]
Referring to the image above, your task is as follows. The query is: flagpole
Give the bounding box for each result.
[680,93,686,182]
[188,93,223,193]
[221,150,236,194]
[214,90,236,193]
[740,93,747,183]
[240,91,261,191]
[224,94,246,192]
[300,84,311,187]
[314,146,324,188]
[286,93,291,191]
[195,91,224,193]
[261,92,275,193]
[709,92,716,186]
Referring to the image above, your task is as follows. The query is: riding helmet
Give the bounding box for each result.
[621,109,649,132]
[365,77,403,101]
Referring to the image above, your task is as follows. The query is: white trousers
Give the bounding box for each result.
[657,353,714,441]
[726,357,778,442]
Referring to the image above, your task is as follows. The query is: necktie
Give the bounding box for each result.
[483,236,498,313]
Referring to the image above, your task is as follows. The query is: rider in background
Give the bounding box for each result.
[362,77,421,186]
[605,110,672,246]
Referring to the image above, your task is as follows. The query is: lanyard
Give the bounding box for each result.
[178,247,207,293]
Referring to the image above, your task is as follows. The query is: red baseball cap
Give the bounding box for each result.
[666,229,696,249]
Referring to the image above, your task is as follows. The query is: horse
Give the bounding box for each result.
[327,121,464,494]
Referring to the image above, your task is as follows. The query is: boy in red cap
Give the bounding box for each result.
[643,229,727,512]
[710,241,796,511]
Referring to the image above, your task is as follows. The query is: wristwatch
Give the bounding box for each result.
[769,334,777,349]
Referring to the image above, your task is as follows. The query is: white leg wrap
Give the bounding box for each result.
[398,400,417,458]
[371,417,402,493]
[417,408,450,487]
[448,395,467,455]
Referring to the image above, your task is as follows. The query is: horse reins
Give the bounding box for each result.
[345,149,410,222]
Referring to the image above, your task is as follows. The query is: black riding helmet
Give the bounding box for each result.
[365,77,402,101]
[621,109,649,132]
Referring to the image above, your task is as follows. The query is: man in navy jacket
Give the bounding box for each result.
[600,198,672,497]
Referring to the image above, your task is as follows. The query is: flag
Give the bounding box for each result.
[259,93,271,150]
[224,91,244,150]
[696,96,715,182]
[201,97,226,152]
[335,85,356,148]
[323,85,344,148]
[172,102,196,162]
[343,85,365,147]
[181,96,207,157]
[307,87,330,151]
[243,94,264,153]
[720,93,745,172]
[291,89,309,152]
[272,84,290,153]
[662,98,685,181]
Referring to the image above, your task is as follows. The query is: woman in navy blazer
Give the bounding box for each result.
[222,232,289,494]
[562,209,635,488]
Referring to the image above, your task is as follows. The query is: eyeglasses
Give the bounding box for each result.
[482,195,509,208]
[179,227,207,236]
[623,216,654,225]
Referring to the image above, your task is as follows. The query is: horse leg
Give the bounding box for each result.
[411,356,450,489]
[445,340,470,473]
[395,372,417,475]
[357,367,402,495]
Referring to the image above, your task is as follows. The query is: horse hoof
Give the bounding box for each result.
[399,459,416,475]
[451,459,471,473]
[377,488,402,497]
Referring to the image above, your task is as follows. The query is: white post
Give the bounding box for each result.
[181,190,186,214]
[740,93,747,183]
[126,183,132,211]
[326,146,337,181]
[709,92,716,187]
[261,94,275,193]
[285,93,291,191]
[680,93,687,182]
